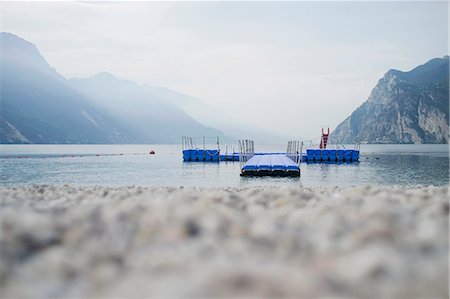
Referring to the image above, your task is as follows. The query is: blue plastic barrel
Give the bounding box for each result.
[204,150,212,161]
[199,150,206,161]
[313,149,321,162]
[344,150,353,162]
[306,149,314,162]
[191,149,200,161]
[183,149,191,161]
[352,150,359,161]
[329,149,337,161]
[322,149,330,161]
[209,150,219,162]
[337,150,345,161]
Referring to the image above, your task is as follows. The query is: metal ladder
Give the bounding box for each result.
[319,127,330,149]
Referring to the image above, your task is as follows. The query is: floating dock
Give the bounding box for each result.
[303,149,359,163]
[182,136,360,178]
[239,140,301,177]
[183,149,220,162]
[240,154,300,177]
[184,150,360,163]
[182,136,221,162]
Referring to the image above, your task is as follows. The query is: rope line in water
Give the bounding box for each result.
[2,152,156,159]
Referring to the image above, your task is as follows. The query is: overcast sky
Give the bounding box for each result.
[2,1,448,139]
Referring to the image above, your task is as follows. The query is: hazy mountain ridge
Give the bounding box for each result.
[330,56,449,144]
[1,32,136,144]
[3,32,447,145]
[144,86,293,143]
[0,32,227,144]
[68,73,227,144]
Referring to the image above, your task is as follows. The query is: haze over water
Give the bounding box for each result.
[1,144,448,187]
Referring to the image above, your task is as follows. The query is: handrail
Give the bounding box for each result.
[182,135,220,151]
[286,140,302,164]
[238,139,255,168]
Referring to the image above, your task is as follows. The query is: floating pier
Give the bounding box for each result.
[241,154,300,177]
[182,136,220,162]
[182,134,360,177]
[221,149,360,164]
[183,149,220,162]
[239,140,301,177]
[303,148,360,163]
[301,127,360,162]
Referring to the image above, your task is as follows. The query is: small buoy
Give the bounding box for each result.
[149,150,155,155]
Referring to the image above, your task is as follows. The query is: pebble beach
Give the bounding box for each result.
[0,185,448,298]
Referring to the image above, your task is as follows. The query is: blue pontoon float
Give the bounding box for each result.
[182,135,360,177]
[182,136,220,162]
[239,140,301,177]
[304,148,360,163]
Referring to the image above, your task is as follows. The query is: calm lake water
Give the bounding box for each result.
[0,144,448,187]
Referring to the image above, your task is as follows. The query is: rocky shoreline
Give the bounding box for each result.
[0,185,448,298]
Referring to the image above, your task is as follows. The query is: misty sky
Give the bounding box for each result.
[2,1,448,139]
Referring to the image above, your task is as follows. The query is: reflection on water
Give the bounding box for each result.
[300,154,449,187]
[0,144,448,187]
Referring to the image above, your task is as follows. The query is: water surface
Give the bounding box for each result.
[1,144,448,187]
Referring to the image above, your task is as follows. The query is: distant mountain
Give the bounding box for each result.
[330,56,449,144]
[68,73,227,144]
[0,32,134,144]
[0,32,227,144]
[144,86,292,144]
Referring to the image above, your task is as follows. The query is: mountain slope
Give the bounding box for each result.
[330,56,449,144]
[68,73,227,144]
[144,86,292,143]
[0,32,135,144]
[1,32,228,144]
